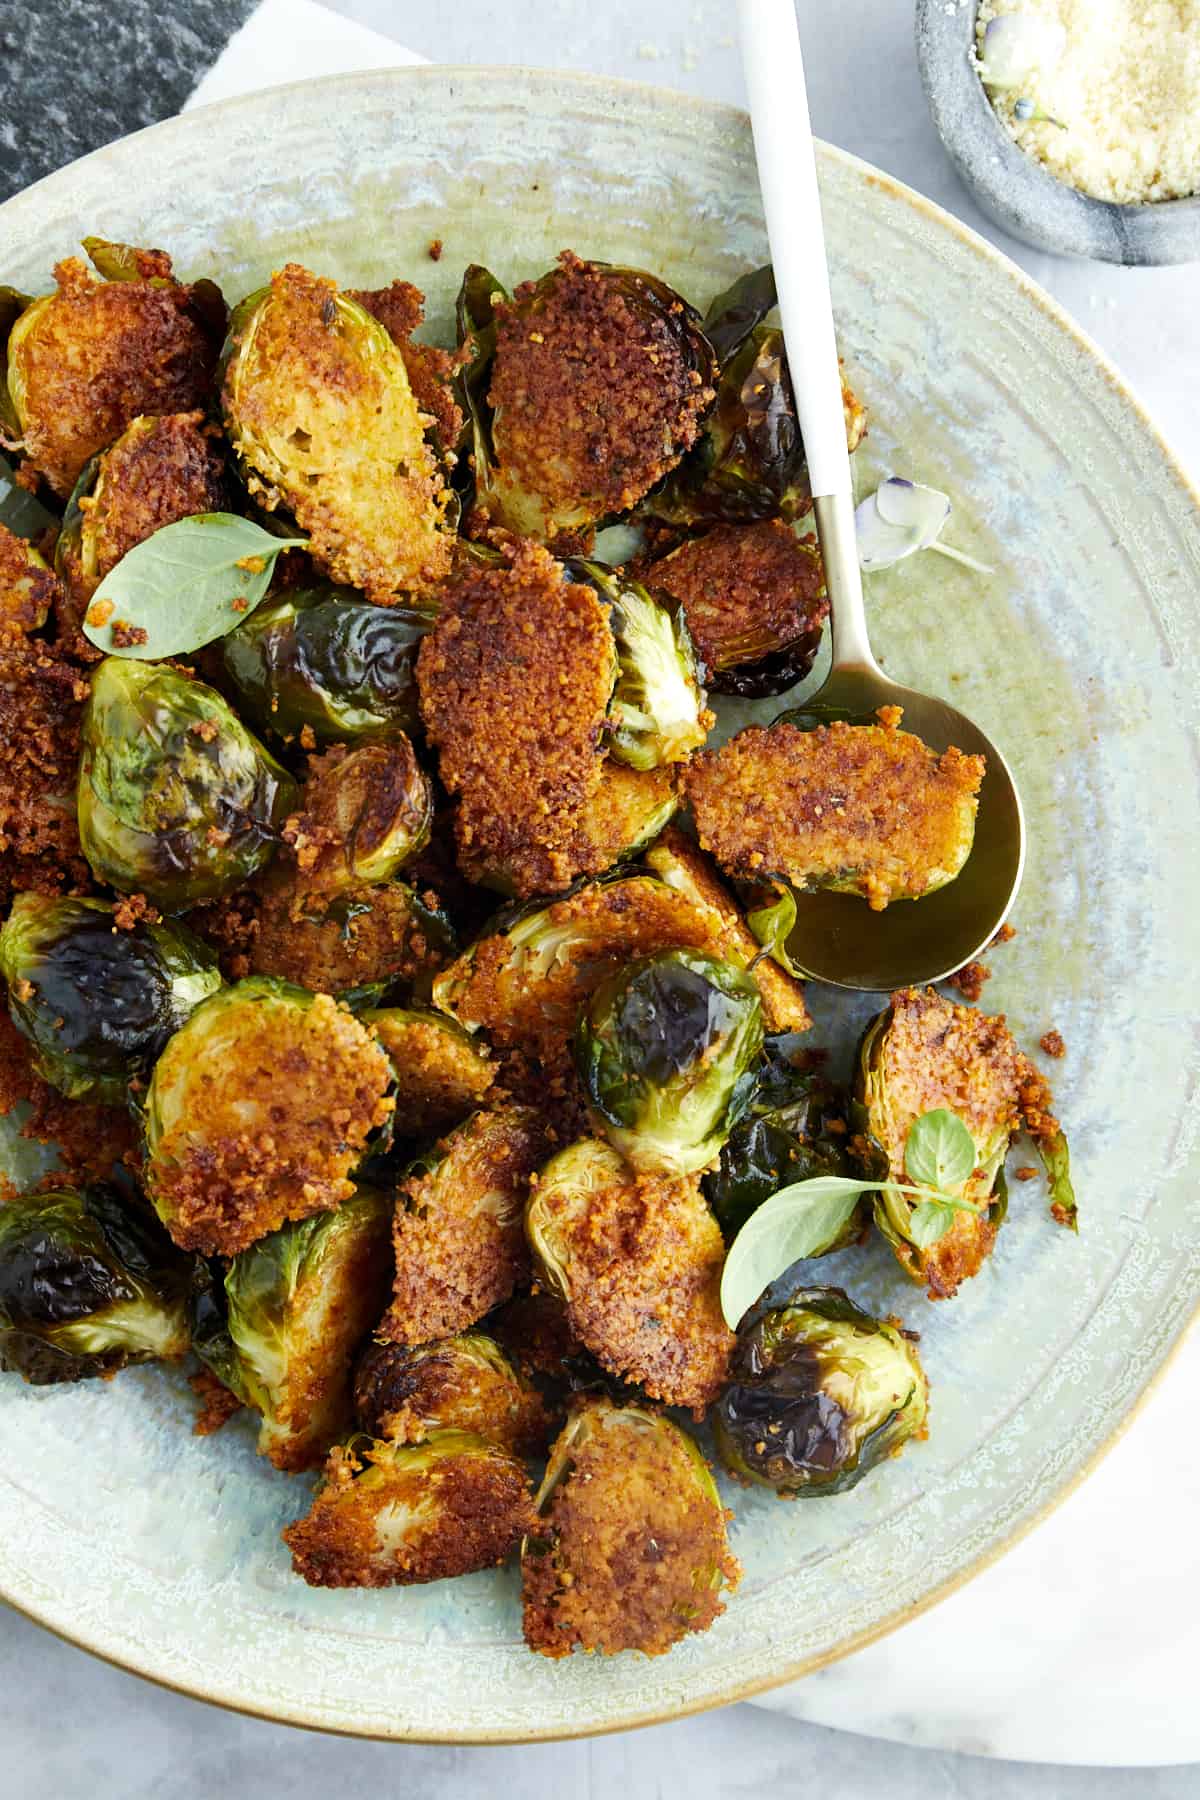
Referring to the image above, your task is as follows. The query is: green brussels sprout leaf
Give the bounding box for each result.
[744,879,800,976]
[700,262,777,365]
[0,452,55,538]
[903,1108,976,1193]
[1039,1128,1077,1230]
[82,513,308,660]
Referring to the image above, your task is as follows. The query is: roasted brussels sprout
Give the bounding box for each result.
[564,559,708,769]
[522,1398,739,1657]
[703,1034,863,1242]
[574,948,762,1176]
[456,252,716,545]
[248,873,456,1001]
[283,1429,535,1588]
[0,286,32,443]
[5,245,217,498]
[361,1006,494,1138]
[0,520,57,633]
[191,1187,393,1471]
[855,987,1024,1298]
[0,1182,193,1384]
[353,1330,550,1455]
[55,411,226,636]
[221,585,434,744]
[381,1105,549,1345]
[0,892,220,1103]
[144,978,395,1255]
[526,1138,733,1413]
[684,713,985,912]
[488,1290,610,1400]
[78,658,298,911]
[714,1287,928,1495]
[639,263,866,529]
[644,519,828,699]
[284,739,433,893]
[221,264,456,602]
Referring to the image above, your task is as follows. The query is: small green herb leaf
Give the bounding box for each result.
[719,1175,873,1327]
[1039,1127,1077,1231]
[82,513,308,660]
[906,1200,958,1249]
[905,1107,975,1192]
[745,879,801,977]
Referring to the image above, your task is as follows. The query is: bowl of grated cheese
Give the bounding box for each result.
[916,0,1200,264]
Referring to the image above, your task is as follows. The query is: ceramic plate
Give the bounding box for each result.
[0,68,1197,1742]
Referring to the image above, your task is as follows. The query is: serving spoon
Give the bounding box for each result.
[737,0,1024,991]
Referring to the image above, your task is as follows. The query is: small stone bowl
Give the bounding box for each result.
[915,0,1200,264]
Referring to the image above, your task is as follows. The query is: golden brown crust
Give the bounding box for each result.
[488,1291,592,1386]
[381,1105,551,1345]
[367,1012,494,1138]
[685,716,985,910]
[280,739,430,891]
[485,252,714,540]
[354,1336,551,1457]
[189,1367,244,1436]
[0,1009,135,1184]
[248,875,448,995]
[650,520,828,676]
[284,1436,535,1588]
[147,991,394,1256]
[522,1404,739,1657]
[0,525,60,633]
[348,281,464,450]
[13,257,216,498]
[0,624,92,909]
[417,541,617,897]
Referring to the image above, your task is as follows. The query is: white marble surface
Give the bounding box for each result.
[2,0,1199,1789]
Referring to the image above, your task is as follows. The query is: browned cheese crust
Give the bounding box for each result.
[685,715,985,911]
[485,251,715,540]
[284,1436,536,1588]
[488,1291,593,1386]
[58,411,226,644]
[348,279,465,450]
[382,1105,551,1345]
[280,739,430,890]
[0,1009,136,1187]
[367,1013,494,1139]
[148,992,394,1255]
[0,524,60,633]
[417,541,617,897]
[13,257,216,497]
[0,624,92,909]
[354,1335,551,1456]
[249,877,448,994]
[189,1368,244,1436]
[650,519,828,676]
[534,1145,733,1413]
[522,1405,739,1657]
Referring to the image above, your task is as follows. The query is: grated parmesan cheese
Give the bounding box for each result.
[976,0,1200,204]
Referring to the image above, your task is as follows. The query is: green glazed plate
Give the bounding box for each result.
[0,67,1197,1741]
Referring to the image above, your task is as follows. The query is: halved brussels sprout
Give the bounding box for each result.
[55,411,226,636]
[0,285,32,443]
[644,519,828,699]
[285,739,433,893]
[714,1287,928,1495]
[456,253,716,545]
[574,948,762,1176]
[221,264,456,602]
[221,585,434,744]
[684,714,985,912]
[353,1330,550,1456]
[361,1006,494,1138]
[381,1104,550,1345]
[855,986,1021,1298]
[640,264,866,530]
[703,1033,864,1242]
[0,892,220,1104]
[283,1429,535,1588]
[191,1187,393,1471]
[525,1137,733,1413]
[78,658,298,911]
[0,520,58,633]
[249,872,456,1004]
[488,1290,610,1400]
[522,1397,739,1657]
[6,245,217,498]
[0,1182,194,1384]
[144,978,395,1255]
[565,559,708,769]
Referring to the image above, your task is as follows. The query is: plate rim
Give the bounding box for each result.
[1,61,1198,1742]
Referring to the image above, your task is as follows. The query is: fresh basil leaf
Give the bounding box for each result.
[905,1107,976,1192]
[719,1175,874,1328]
[906,1199,958,1249]
[1039,1128,1077,1231]
[745,879,800,977]
[82,513,308,660]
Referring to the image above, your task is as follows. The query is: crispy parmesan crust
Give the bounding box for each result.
[685,716,985,910]
[354,1336,551,1456]
[284,1436,535,1588]
[12,257,216,498]
[0,525,59,634]
[249,875,448,994]
[366,1013,494,1138]
[382,1105,551,1345]
[417,542,617,897]
[348,280,465,450]
[522,1405,739,1657]
[0,1009,135,1186]
[147,992,394,1256]
[486,252,715,539]
[0,624,92,909]
[650,519,828,676]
